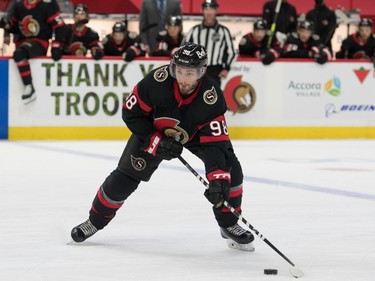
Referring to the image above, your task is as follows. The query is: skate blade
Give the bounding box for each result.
[226,239,255,252]
[23,95,36,105]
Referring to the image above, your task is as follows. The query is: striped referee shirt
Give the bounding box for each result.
[182,21,236,70]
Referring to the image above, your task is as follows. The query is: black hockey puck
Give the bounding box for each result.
[264,269,278,275]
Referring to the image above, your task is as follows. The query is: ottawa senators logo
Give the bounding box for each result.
[131,155,147,171]
[223,75,256,114]
[203,87,218,105]
[20,16,40,37]
[154,66,169,82]
[69,42,87,56]
[154,117,189,144]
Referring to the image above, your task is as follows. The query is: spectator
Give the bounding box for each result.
[238,19,282,65]
[306,0,337,54]
[153,15,183,57]
[0,0,66,104]
[262,0,297,35]
[336,18,375,60]
[283,20,331,64]
[182,0,236,87]
[139,0,182,55]
[102,21,145,62]
[61,4,104,60]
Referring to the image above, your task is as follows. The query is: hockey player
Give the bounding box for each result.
[0,0,66,104]
[61,4,103,60]
[336,18,375,60]
[283,20,331,64]
[153,15,183,57]
[102,21,145,62]
[238,19,282,65]
[71,42,255,252]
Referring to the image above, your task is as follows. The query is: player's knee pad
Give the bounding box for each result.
[13,47,29,63]
[228,153,244,187]
[101,169,140,202]
[117,135,162,182]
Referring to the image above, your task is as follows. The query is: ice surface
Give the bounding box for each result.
[0,140,374,281]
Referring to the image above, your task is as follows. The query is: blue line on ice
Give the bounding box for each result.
[14,142,375,202]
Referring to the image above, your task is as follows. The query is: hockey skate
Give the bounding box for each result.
[22,84,36,104]
[220,224,255,252]
[71,219,98,243]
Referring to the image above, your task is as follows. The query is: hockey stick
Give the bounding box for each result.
[177,155,304,278]
[266,0,282,49]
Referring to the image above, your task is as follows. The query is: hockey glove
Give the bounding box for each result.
[51,47,62,61]
[312,46,327,65]
[261,50,276,65]
[0,17,8,29]
[204,169,231,208]
[124,48,137,62]
[144,132,183,160]
[51,42,63,61]
[91,47,104,60]
[314,51,327,65]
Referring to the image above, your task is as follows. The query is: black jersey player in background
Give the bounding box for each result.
[102,21,145,62]
[306,0,337,54]
[71,42,255,252]
[238,19,282,65]
[153,15,183,57]
[60,4,103,60]
[336,18,375,61]
[0,0,66,104]
[283,20,331,64]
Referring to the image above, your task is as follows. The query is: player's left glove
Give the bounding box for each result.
[0,17,8,29]
[261,50,276,65]
[204,169,231,208]
[123,48,137,62]
[51,42,63,61]
[91,47,104,60]
[312,45,328,65]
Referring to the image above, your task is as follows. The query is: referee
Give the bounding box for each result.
[182,0,236,86]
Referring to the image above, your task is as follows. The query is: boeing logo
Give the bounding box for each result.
[325,103,375,118]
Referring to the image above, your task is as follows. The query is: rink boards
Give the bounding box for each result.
[1,57,375,140]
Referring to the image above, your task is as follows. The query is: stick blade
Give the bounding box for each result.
[289,266,304,278]
[335,9,350,25]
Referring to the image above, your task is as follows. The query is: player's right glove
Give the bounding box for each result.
[51,42,63,61]
[204,169,231,208]
[144,132,183,160]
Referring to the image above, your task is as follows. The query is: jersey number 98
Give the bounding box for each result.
[210,120,228,136]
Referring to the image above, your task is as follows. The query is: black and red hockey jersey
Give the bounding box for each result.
[238,33,282,58]
[122,65,232,172]
[336,32,375,59]
[102,32,144,57]
[4,0,65,48]
[283,32,324,58]
[63,23,103,56]
[153,30,183,57]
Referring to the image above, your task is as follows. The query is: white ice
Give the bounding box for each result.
[0,140,374,281]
